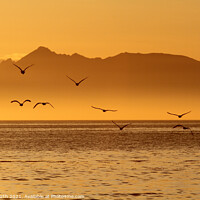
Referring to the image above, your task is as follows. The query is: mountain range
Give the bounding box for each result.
[0,46,200,119]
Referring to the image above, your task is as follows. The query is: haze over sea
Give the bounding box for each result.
[0,120,200,200]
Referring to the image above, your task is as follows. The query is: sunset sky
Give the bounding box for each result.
[0,0,199,120]
[0,0,199,61]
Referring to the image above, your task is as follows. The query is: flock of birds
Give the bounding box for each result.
[11,99,54,109]
[11,63,193,134]
[167,111,193,135]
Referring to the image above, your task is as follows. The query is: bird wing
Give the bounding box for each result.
[13,63,22,71]
[23,99,31,104]
[24,64,34,71]
[33,102,42,109]
[91,106,103,110]
[173,125,184,128]
[46,102,55,108]
[78,77,88,84]
[121,123,131,129]
[11,100,20,104]
[112,121,121,128]
[66,75,77,84]
[167,112,179,116]
[181,111,191,116]
[106,109,118,112]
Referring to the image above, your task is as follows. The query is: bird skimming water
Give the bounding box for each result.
[173,124,193,135]
[112,121,131,130]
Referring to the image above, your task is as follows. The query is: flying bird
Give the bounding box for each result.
[167,111,191,118]
[112,121,131,130]
[66,75,88,86]
[91,106,117,112]
[33,102,54,109]
[173,124,193,135]
[13,63,34,74]
[11,99,31,106]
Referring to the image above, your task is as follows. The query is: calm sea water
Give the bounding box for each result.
[0,120,200,200]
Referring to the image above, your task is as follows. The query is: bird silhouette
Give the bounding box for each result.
[66,75,88,86]
[91,106,117,112]
[167,111,191,118]
[33,102,54,109]
[13,63,34,74]
[11,99,31,106]
[173,124,193,135]
[112,121,131,130]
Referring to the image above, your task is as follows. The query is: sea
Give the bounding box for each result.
[0,120,199,200]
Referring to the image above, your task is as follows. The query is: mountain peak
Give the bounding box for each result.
[1,58,13,65]
[34,46,54,54]
[37,46,52,51]
[71,53,87,59]
[71,53,82,57]
[18,46,57,62]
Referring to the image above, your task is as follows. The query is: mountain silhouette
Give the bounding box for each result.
[1,47,199,91]
[0,46,200,120]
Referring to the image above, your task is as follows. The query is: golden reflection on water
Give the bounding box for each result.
[0,121,199,200]
[0,150,200,199]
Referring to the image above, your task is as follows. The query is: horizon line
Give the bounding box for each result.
[0,46,199,63]
[0,119,198,121]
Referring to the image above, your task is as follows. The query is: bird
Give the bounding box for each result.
[66,75,88,86]
[112,121,131,130]
[33,102,54,109]
[13,63,34,74]
[167,111,191,118]
[11,99,31,106]
[91,106,117,112]
[173,124,193,135]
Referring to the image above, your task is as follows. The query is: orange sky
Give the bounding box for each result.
[0,0,199,61]
[0,0,199,120]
